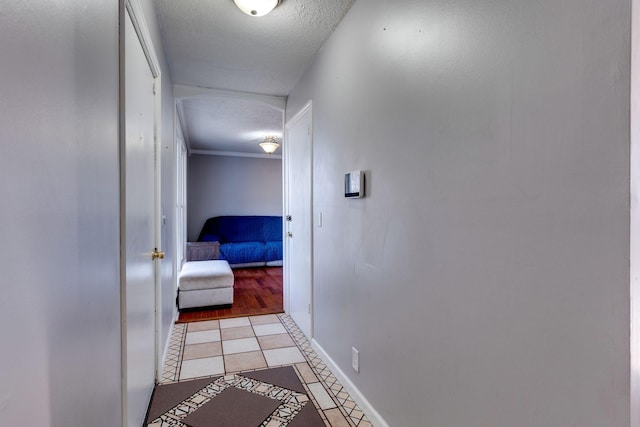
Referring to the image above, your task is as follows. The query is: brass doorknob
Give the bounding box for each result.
[152,249,165,260]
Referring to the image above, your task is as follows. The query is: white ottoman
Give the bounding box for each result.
[178,260,234,310]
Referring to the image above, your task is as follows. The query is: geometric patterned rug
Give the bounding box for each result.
[159,313,373,426]
[146,366,325,426]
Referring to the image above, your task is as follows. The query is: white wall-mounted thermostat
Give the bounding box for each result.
[345,170,365,198]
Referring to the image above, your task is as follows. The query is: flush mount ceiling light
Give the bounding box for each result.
[259,136,280,154]
[233,0,281,17]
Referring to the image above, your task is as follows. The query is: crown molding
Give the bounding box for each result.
[190,149,282,160]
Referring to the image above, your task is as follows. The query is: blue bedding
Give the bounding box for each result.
[198,216,283,266]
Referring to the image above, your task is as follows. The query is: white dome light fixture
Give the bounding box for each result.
[259,136,280,154]
[233,0,280,17]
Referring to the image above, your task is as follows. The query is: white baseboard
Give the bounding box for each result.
[311,339,389,427]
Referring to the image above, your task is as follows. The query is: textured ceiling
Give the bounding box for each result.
[155,0,356,155]
[181,97,283,154]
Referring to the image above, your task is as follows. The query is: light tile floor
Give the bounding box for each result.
[161,314,372,426]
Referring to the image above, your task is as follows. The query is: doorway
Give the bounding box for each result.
[121,2,163,426]
[174,89,287,323]
[283,101,313,339]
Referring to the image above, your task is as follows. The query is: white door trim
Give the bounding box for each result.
[125,0,161,78]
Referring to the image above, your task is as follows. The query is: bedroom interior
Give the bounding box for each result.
[182,125,285,321]
[178,79,286,322]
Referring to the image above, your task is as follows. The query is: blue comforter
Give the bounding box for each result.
[198,216,283,266]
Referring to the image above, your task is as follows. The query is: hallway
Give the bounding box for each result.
[151,314,371,426]
[2,0,634,425]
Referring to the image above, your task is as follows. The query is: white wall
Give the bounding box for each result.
[0,1,121,426]
[0,2,177,426]
[187,155,282,240]
[287,1,631,426]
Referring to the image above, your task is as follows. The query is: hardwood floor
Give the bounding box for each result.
[177,267,283,323]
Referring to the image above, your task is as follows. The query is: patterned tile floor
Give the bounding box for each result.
[160,313,372,427]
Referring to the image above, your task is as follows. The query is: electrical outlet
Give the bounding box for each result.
[352,347,360,373]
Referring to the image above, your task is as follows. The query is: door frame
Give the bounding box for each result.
[120,0,162,425]
[283,100,314,337]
